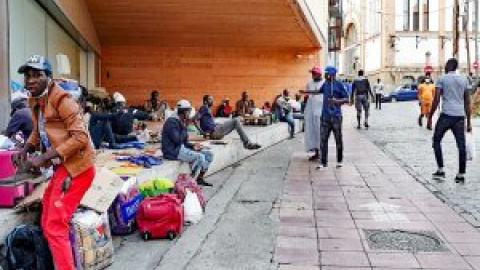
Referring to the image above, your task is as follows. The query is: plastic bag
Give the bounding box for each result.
[184,189,203,224]
[0,135,15,150]
[466,132,476,161]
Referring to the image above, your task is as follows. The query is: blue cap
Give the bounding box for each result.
[325,66,337,75]
[18,55,52,75]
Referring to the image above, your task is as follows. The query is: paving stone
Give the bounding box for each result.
[318,238,364,251]
[276,236,318,250]
[275,247,319,265]
[320,251,370,268]
[415,254,473,269]
[317,228,360,239]
[277,265,319,270]
[367,252,420,268]
[464,256,480,270]
[277,226,318,239]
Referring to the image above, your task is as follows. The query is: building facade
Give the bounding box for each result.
[0,0,328,129]
[339,0,478,91]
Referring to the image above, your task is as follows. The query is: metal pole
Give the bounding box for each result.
[466,0,472,74]
[454,0,460,59]
[475,0,479,78]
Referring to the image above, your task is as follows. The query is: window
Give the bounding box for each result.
[413,0,420,31]
[422,0,429,31]
[403,0,410,31]
[370,0,382,36]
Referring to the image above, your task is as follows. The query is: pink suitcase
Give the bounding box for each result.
[0,150,34,207]
[0,150,17,179]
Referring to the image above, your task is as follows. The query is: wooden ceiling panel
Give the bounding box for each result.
[84,0,318,47]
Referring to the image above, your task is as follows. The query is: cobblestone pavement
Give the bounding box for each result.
[358,101,480,226]
[275,122,480,269]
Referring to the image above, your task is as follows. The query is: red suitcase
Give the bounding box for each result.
[174,173,206,211]
[136,194,184,241]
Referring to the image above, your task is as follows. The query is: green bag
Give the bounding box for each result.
[139,178,174,197]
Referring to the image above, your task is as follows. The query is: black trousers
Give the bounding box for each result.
[375,94,382,109]
[320,116,343,166]
[433,114,466,174]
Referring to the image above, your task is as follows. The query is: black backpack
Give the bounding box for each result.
[5,224,54,270]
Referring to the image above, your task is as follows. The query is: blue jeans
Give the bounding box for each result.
[177,145,214,177]
[279,114,295,137]
[433,114,466,174]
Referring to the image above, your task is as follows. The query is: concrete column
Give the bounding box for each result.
[0,1,10,130]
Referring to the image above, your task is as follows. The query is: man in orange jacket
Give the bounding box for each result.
[418,76,436,127]
[14,55,95,270]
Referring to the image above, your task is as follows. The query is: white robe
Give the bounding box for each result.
[304,80,324,152]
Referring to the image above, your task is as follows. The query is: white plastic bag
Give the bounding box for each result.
[466,132,476,161]
[184,189,203,224]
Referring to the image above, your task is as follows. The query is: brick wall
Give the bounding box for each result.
[101,46,320,109]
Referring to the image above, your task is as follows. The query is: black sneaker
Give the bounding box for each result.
[455,175,465,184]
[364,122,370,129]
[357,125,361,130]
[197,179,213,187]
[432,170,446,180]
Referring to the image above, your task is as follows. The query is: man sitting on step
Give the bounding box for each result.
[194,95,261,150]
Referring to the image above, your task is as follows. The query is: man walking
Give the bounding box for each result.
[301,66,349,169]
[427,58,472,183]
[351,70,374,129]
[373,78,384,110]
[418,76,435,127]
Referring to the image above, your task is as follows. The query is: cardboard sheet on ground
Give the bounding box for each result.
[17,167,124,213]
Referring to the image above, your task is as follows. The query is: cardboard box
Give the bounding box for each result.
[18,167,124,213]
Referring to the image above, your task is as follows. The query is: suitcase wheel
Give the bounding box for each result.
[141,231,152,241]
[167,231,176,240]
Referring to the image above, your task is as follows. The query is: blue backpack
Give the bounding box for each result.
[5,224,54,270]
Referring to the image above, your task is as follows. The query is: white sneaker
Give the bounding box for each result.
[316,165,328,170]
[336,163,343,168]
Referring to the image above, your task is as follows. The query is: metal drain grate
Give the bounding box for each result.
[364,229,449,253]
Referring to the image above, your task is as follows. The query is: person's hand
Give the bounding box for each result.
[427,118,433,130]
[328,98,338,106]
[194,143,203,151]
[12,148,28,167]
[12,143,35,167]
[26,155,47,168]
[467,122,472,133]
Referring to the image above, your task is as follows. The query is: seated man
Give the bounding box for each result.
[145,90,169,121]
[89,93,140,149]
[275,89,296,139]
[162,100,214,186]
[235,92,252,117]
[195,95,261,150]
[5,91,33,144]
[216,99,233,117]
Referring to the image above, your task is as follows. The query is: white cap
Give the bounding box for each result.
[113,92,126,103]
[11,91,29,102]
[177,99,192,110]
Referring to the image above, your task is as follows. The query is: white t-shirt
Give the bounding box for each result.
[373,82,384,95]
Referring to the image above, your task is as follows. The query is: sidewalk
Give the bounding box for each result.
[274,124,480,270]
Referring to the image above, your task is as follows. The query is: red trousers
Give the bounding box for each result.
[42,165,95,270]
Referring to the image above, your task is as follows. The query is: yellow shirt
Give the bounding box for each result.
[418,83,435,102]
